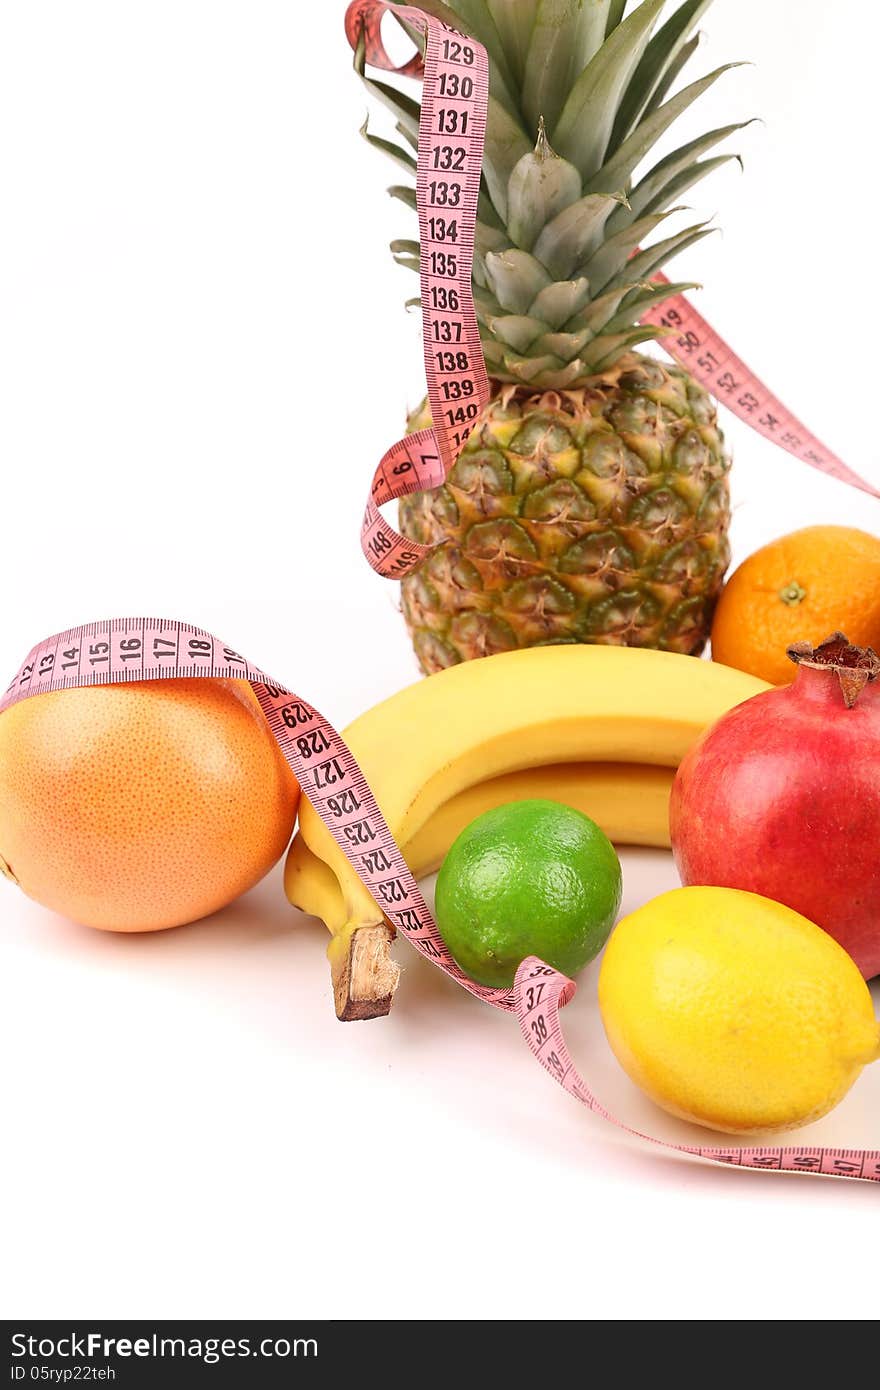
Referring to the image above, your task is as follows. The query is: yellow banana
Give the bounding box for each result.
[291,759,672,894]
[285,645,768,1018]
[287,761,672,931]
[407,761,673,870]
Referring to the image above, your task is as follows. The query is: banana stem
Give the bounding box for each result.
[329,921,400,1022]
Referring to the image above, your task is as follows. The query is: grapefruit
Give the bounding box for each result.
[0,679,300,931]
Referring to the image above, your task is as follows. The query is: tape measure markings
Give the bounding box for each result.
[351,1,876,591]
[642,280,877,498]
[3,608,877,1182]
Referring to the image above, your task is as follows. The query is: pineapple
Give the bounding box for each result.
[355,0,746,672]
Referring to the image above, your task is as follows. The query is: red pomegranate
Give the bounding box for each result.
[670,634,880,978]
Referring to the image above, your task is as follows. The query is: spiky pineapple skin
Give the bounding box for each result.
[399,354,730,674]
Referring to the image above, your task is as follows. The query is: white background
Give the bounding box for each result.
[1,1,878,1323]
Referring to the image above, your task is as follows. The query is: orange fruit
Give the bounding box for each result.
[0,679,300,931]
[711,525,880,684]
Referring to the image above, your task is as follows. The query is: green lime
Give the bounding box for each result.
[434,799,623,988]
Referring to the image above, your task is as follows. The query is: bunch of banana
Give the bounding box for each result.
[285,646,768,1019]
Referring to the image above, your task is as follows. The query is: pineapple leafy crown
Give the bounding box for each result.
[355,0,750,388]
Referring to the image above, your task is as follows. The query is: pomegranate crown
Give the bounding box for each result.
[787,632,880,709]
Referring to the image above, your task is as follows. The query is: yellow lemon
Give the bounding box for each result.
[598,887,880,1134]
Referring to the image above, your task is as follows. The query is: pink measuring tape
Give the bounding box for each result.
[4,620,878,1184]
[352,1,877,586]
[2,6,877,1184]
